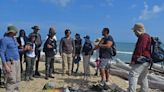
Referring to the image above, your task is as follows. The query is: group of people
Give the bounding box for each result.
[0,23,152,92]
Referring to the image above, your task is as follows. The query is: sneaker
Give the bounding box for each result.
[45,77,48,80]
[49,75,54,78]
[105,81,110,86]
[29,77,34,81]
[84,76,87,80]
[34,71,41,76]
[94,72,98,76]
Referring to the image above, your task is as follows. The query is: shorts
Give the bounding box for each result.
[99,58,112,69]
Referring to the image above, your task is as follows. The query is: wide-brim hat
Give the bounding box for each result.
[48,27,56,36]
[84,35,90,39]
[31,25,40,30]
[132,23,145,32]
[6,25,18,34]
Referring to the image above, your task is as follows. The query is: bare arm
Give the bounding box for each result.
[99,41,113,48]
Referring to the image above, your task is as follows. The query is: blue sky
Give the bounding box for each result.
[0,0,164,43]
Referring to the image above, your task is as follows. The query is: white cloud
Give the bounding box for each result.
[153,5,163,13]
[42,0,73,7]
[139,1,164,20]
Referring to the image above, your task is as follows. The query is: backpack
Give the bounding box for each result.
[43,38,57,53]
[111,40,117,56]
[151,37,164,63]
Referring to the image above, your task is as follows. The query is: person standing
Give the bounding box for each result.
[93,38,101,76]
[24,34,37,81]
[45,29,57,74]
[43,27,57,80]
[0,25,21,92]
[128,23,151,92]
[29,26,42,77]
[93,28,114,86]
[82,35,93,80]
[17,29,28,73]
[72,33,82,73]
[59,29,75,76]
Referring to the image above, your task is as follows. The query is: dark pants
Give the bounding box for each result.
[72,54,80,73]
[19,52,25,73]
[35,50,41,73]
[25,56,35,79]
[45,56,54,77]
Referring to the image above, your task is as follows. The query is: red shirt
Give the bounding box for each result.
[132,33,151,63]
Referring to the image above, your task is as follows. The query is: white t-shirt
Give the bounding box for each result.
[26,43,36,58]
[20,37,25,46]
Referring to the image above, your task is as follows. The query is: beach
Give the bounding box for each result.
[0,54,163,92]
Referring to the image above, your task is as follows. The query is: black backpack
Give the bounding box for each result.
[151,37,164,63]
[111,40,117,56]
[43,38,57,52]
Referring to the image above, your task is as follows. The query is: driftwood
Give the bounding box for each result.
[110,59,164,90]
[151,63,164,72]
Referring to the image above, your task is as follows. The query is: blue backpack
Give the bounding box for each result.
[151,37,164,63]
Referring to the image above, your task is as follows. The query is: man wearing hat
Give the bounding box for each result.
[43,27,57,80]
[0,25,21,92]
[128,23,151,92]
[29,25,42,76]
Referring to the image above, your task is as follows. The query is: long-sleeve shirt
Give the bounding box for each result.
[0,36,20,63]
[59,37,75,54]
[131,33,151,63]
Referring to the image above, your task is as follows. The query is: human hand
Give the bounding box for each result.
[4,63,12,73]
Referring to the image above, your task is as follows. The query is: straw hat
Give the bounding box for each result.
[132,23,145,32]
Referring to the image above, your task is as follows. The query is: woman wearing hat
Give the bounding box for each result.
[0,25,21,92]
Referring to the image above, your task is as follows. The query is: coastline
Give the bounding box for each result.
[0,53,163,92]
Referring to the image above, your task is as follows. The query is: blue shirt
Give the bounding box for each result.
[0,36,20,63]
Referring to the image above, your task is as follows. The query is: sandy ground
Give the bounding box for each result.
[0,55,162,92]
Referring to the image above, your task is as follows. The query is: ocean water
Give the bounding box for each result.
[91,42,164,63]
[43,40,164,63]
[114,42,135,62]
[91,42,135,63]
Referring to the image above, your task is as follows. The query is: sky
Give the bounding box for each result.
[0,0,164,43]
